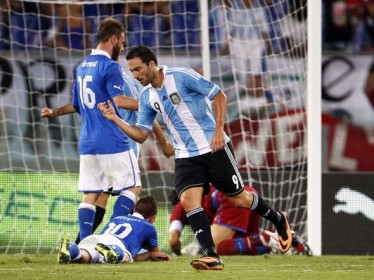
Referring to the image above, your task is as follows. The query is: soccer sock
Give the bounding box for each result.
[217,237,271,256]
[92,205,106,232]
[68,242,81,261]
[186,207,219,258]
[78,203,96,241]
[250,192,282,226]
[75,205,106,244]
[111,190,136,217]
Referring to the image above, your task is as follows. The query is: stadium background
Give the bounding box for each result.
[0,0,373,255]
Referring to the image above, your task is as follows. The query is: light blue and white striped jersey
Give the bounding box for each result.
[72,49,131,155]
[99,213,158,258]
[119,69,142,158]
[136,66,230,159]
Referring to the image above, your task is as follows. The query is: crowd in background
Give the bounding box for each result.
[0,0,306,54]
[323,0,374,52]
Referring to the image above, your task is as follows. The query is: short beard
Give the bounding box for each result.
[111,46,120,61]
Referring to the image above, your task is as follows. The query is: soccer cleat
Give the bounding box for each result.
[275,212,292,253]
[190,256,224,270]
[95,243,119,264]
[57,239,72,264]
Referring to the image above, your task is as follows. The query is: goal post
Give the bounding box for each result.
[0,0,315,255]
[307,0,322,256]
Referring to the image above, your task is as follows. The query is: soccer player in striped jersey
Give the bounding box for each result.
[98,45,292,271]
[57,196,171,264]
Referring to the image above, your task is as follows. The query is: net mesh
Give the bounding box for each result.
[0,0,308,254]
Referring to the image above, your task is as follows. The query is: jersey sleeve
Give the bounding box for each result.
[183,68,221,101]
[136,88,157,132]
[105,62,126,99]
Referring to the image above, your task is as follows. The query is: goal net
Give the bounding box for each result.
[0,0,308,254]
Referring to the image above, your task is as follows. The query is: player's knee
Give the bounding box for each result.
[128,186,142,196]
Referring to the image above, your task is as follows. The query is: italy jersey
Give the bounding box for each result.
[100,213,158,258]
[119,69,142,158]
[136,66,230,158]
[72,49,131,155]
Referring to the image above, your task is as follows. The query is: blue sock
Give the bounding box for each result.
[69,243,81,261]
[112,190,136,217]
[78,203,96,241]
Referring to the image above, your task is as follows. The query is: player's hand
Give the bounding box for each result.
[161,142,175,158]
[98,100,116,121]
[41,107,54,118]
[210,130,226,153]
[149,251,171,261]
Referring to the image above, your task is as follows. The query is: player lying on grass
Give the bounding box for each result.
[169,185,312,256]
[57,196,171,264]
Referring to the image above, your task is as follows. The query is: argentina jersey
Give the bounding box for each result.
[119,70,142,158]
[136,66,230,158]
[99,213,158,258]
[72,49,131,155]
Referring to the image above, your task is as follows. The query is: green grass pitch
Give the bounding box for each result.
[0,254,372,280]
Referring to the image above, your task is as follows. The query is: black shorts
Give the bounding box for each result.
[175,142,244,198]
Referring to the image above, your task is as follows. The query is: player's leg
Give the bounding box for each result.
[210,142,292,253]
[75,192,109,244]
[78,193,100,241]
[111,186,142,217]
[227,191,292,253]
[108,150,142,217]
[78,154,107,241]
[176,157,224,270]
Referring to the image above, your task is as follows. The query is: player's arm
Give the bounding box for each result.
[211,91,227,153]
[113,95,139,111]
[133,247,171,262]
[40,102,76,118]
[98,100,150,143]
[169,228,182,255]
[153,121,174,158]
[168,202,187,255]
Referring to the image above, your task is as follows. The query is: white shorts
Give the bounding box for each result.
[79,234,133,263]
[78,150,141,193]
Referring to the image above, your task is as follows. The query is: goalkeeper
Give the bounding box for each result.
[169,185,312,256]
[98,45,293,271]
[57,196,171,264]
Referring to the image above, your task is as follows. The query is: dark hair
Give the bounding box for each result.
[125,45,158,65]
[134,196,158,219]
[97,18,125,43]
[370,61,374,73]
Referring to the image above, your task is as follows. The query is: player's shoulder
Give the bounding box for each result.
[167,67,202,80]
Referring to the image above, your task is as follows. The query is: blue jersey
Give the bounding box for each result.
[72,49,131,155]
[99,213,158,258]
[119,69,143,158]
[136,66,230,158]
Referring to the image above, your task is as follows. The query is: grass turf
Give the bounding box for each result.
[0,254,372,280]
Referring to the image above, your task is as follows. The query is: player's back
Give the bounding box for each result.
[72,51,130,155]
[100,213,158,258]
